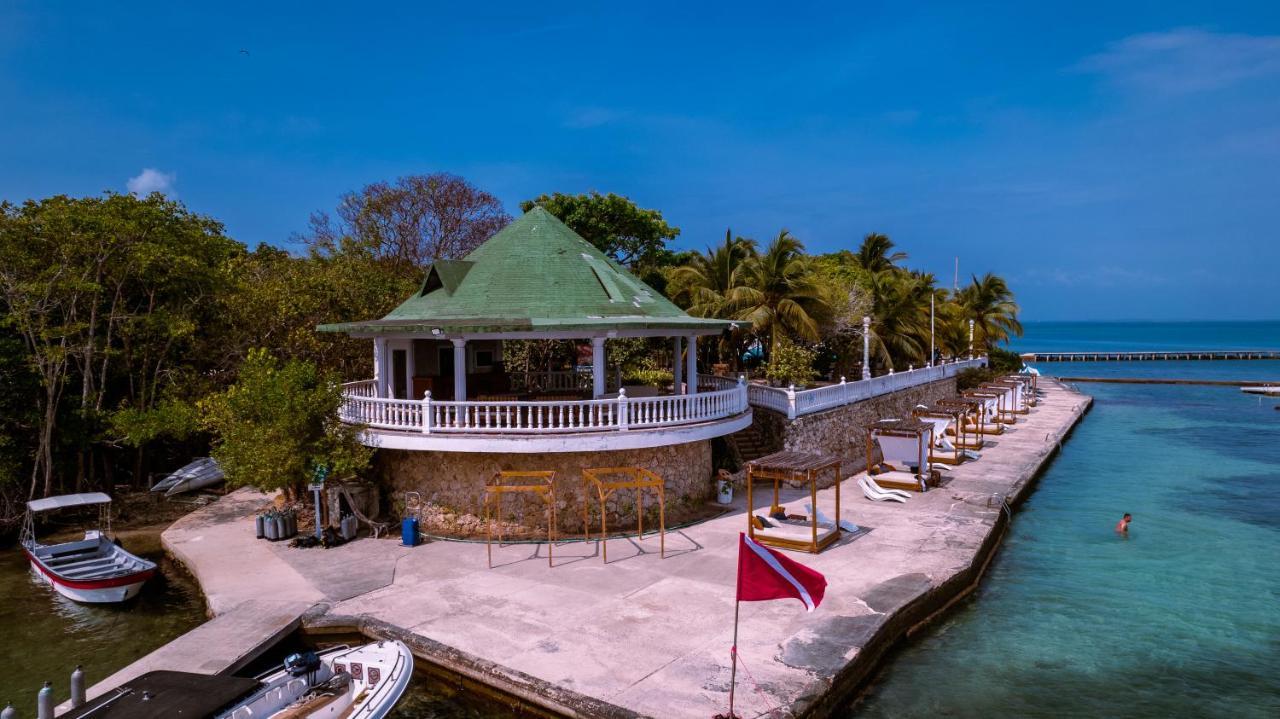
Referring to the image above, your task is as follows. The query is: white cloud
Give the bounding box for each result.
[126,168,176,196]
[1075,28,1280,95]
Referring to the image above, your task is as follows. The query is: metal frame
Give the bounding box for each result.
[865,424,931,493]
[484,470,557,568]
[936,397,987,449]
[913,406,969,465]
[580,467,666,563]
[744,452,842,554]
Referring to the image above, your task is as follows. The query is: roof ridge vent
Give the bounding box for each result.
[581,253,627,303]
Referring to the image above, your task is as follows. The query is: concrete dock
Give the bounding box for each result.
[99,379,1090,718]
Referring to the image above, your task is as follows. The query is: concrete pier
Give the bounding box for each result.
[96,379,1091,718]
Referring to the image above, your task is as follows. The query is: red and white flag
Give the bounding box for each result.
[735,533,827,611]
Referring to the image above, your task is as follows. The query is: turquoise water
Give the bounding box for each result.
[855,347,1280,716]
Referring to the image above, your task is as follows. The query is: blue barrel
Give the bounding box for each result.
[401,517,419,547]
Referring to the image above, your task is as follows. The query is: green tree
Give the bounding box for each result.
[956,272,1023,349]
[0,193,239,497]
[855,233,907,273]
[666,230,758,365]
[200,349,371,497]
[520,191,679,268]
[864,270,936,370]
[728,230,828,358]
[765,343,819,387]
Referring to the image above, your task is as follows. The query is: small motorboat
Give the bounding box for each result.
[20,492,156,604]
[151,456,225,496]
[62,641,414,719]
[1241,385,1280,396]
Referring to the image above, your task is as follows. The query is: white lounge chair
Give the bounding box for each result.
[858,476,909,503]
[805,503,860,532]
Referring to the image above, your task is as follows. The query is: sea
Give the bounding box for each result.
[854,321,1280,718]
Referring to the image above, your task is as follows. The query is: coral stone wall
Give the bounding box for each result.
[375,441,713,538]
[743,377,958,485]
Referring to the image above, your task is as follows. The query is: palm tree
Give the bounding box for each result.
[728,230,827,358]
[955,273,1022,349]
[855,233,907,273]
[864,270,933,370]
[667,229,756,319]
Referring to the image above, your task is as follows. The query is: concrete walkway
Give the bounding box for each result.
[104,379,1090,718]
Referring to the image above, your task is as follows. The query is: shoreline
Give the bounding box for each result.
[84,379,1093,718]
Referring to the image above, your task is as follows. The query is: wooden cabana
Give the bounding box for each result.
[936,397,987,449]
[964,389,1009,431]
[912,404,970,465]
[865,418,933,493]
[745,451,842,554]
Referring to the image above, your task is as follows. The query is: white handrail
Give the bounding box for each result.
[727,357,987,419]
[339,382,749,435]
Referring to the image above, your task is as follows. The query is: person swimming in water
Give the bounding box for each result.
[1115,513,1132,535]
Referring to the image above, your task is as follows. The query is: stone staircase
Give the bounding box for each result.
[730,423,774,463]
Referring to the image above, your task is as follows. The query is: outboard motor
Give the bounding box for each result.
[284,651,323,678]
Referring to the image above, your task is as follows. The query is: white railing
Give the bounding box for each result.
[342,379,377,398]
[339,382,749,435]
[718,357,987,420]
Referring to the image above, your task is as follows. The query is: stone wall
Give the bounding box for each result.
[375,441,712,538]
[740,377,957,485]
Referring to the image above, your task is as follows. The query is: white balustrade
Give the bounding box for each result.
[729,357,987,419]
[339,383,748,435]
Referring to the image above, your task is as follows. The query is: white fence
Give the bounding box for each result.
[707,357,987,420]
[339,382,749,435]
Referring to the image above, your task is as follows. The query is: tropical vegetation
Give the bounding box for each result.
[0,177,1020,522]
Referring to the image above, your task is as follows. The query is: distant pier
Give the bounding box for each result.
[1022,350,1280,362]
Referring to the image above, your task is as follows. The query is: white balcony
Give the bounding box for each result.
[339,379,752,453]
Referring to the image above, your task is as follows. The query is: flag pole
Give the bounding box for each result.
[729,596,740,719]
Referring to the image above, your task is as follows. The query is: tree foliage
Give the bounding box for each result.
[200,349,371,496]
[520,191,679,268]
[303,173,511,272]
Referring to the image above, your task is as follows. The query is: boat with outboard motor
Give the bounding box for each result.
[20,492,157,604]
[60,641,414,719]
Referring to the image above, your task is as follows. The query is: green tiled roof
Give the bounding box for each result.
[318,207,732,336]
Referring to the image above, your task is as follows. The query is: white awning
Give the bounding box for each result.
[26,492,112,513]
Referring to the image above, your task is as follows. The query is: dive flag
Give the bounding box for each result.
[735,533,827,611]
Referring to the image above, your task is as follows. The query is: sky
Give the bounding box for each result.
[1,1,1278,321]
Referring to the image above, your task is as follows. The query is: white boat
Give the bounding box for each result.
[151,456,225,496]
[20,492,157,604]
[62,641,414,719]
[1241,385,1280,396]
[225,642,413,719]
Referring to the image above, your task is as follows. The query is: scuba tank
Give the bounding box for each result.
[255,514,266,539]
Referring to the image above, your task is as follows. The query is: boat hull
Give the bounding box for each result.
[27,556,153,602]
[22,534,157,605]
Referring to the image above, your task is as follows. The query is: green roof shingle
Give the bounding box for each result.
[318,207,731,336]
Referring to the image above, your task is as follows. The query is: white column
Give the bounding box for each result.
[672,337,684,395]
[686,335,698,395]
[405,340,416,399]
[592,337,606,398]
[861,316,872,380]
[968,319,975,360]
[374,337,388,398]
[452,338,467,401]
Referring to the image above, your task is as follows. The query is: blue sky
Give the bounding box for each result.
[2,1,1277,321]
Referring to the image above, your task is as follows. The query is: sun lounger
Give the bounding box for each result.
[858,476,908,503]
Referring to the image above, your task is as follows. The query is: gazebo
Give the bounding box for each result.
[319,207,751,536]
